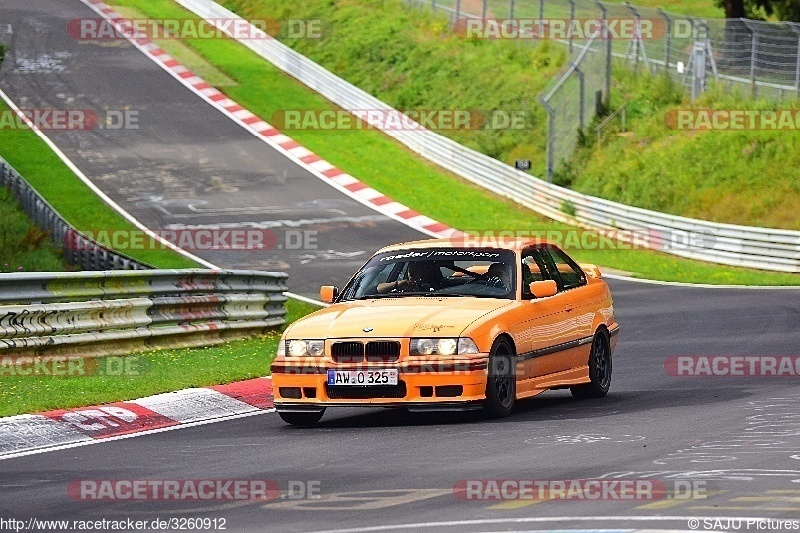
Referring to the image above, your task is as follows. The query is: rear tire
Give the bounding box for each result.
[483,338,516,418]
[571,331,611,399]
[278,409,325,426]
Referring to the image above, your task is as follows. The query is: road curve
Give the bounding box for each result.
[1,0,800,531]
[0,0,423,298]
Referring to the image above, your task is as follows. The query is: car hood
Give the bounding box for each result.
[285,297,513,339]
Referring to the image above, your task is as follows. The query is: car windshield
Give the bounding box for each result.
[338,248,516,300]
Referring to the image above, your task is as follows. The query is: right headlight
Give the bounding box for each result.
[286,339,325,357]
[410,337,480,356]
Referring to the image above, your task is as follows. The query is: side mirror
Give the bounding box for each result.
[320,285,339,303]
[529,280,557,298]
[579,263,602,279]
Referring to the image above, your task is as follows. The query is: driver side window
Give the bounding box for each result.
[520,249,548,299]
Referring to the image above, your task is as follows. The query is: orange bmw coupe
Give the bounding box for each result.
[271,238,619,425]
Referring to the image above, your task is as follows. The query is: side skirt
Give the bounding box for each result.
[515,366,590,399]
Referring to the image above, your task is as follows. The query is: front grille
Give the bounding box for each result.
[325,381,407,399]
[365,341,401,362]
[331,341,365,363]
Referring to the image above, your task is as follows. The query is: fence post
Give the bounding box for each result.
[568,0,575,53]
[538,0,544,38]
[592,1,610,108]
[658,8,671,72]
[623,2,642,68]
[509,0,515,19]
[573,63,585,131]
[455,0,461,22]
[691,34,707,102]
[481,0,487,19]
[741,19,757,97]
[537,96,556,183]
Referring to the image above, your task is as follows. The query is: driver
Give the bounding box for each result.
[377,261,442,293]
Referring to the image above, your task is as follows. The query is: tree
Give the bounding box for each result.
[714,0,800,21]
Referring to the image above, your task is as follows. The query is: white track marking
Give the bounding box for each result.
[603,273,800,290]
[309,515,785,533]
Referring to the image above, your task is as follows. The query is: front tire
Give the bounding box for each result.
[278,409,325,426]
[571,331,611,399]
[483,338,516,418]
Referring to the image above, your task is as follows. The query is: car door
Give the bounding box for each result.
[515,247,578,380]
[541,246,593,371]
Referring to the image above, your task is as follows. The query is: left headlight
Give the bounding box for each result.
[410,337,480,356]
[286,339,325,357]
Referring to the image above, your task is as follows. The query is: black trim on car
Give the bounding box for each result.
[275,401,484,412]
[517,335,594,362]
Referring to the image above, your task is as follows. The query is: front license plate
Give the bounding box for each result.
[327,369,398,386]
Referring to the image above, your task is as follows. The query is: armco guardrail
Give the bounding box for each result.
[175,0,800,273]
[0,269,288,356]
[0,158,150,271]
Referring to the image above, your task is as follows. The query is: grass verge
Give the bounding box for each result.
[105,0,800,285]
[0,188,73,272]
[0,99,197,269]
[0,298,319,417]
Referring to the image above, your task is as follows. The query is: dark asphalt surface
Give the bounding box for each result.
[2,1,800,532]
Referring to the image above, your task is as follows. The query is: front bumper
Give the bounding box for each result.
[271,356,489,409]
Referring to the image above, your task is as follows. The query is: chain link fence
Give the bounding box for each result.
[405,0,800,180]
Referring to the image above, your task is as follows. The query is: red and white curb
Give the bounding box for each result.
[0,377,273,460]
[79,0,463,241]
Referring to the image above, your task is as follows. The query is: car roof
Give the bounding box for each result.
[376,237,558,254]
